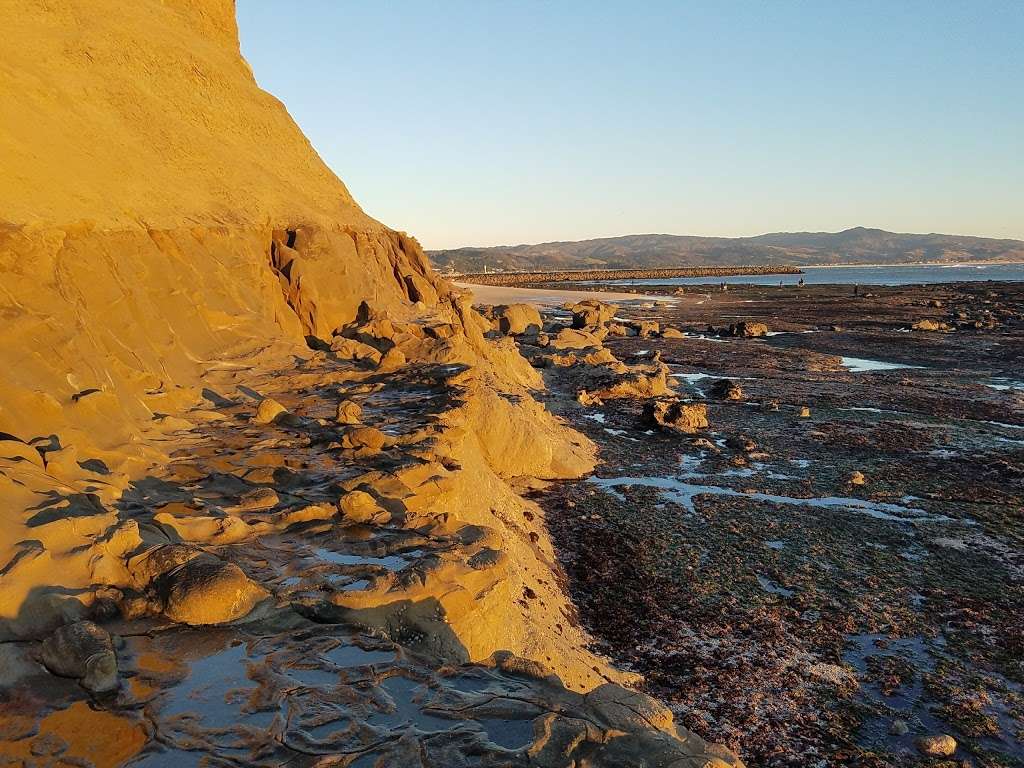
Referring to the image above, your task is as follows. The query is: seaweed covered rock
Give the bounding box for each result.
[644,399,709,434]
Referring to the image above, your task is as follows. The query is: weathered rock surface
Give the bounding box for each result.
[493,303,543,335]
[725,321,769,338]
[571,300,618,329]
[645,400,710,434]
[916,733,957,757]
[711,378,746,401]
[39,621,118,694]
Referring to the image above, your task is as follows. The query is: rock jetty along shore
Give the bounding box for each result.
[456,264,803,286]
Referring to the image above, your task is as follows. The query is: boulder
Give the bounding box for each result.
[339,426,387,453]
[40,621,119,694]
[159,555,268,626]
[551,328,604,350]
[254,398,287,425]
[661,327,685,339]
[338,490,390,524]
[571,300,616,329]
[493,304,542,335]
[710,378,744,401]
[912,319,950,332]
[330,336,383,366]
[236,487,279,511]
[629,320,660,338]
[726,321,769,338]
[644,400,708,434]
[335,399,363,424]
[725,434,756,452]
[580,369,672,402]
[377,347,406,370]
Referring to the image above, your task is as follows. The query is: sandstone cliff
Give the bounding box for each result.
[0,3,740,766]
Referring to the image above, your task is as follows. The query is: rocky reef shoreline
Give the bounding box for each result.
[516,279,1022,767]
[456,265,802,286]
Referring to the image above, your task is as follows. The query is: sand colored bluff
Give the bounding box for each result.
[0,1,741,765]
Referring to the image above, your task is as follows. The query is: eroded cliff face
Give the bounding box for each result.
[0,3,741,765]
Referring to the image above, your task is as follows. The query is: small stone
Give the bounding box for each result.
[335,400,362,425]
[916,734,956,757]
[799,406,811,418]
[849,470,866,485]
[660,327,685,339]
[254,398,287,425]
[889,718,909,736]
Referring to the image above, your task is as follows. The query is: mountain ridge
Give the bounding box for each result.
[429,227,1024,273]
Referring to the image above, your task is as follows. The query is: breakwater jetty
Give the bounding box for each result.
[456,264,803,286]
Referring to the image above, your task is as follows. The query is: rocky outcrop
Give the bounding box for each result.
[645,399,710,434]
[0,3,741,766]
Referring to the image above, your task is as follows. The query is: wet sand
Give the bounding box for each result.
[455,281,677,307]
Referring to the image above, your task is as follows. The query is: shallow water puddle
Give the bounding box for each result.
[756,574,795,597]
[313,547,421,571]
[156,641,274,730]
[589,475,966,524]
[366,676,458,732]
[604,427,639,441]
[840,356,924,373]
[986,377,1024,391]
[324,644,395,668]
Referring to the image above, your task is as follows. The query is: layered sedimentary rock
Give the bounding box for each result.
[0,2,740,765]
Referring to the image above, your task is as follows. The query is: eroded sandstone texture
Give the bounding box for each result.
[0,2,739,765]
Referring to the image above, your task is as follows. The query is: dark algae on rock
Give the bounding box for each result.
[517,279,1024,767]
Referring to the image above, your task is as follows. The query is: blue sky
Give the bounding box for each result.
[237,1,1023,249]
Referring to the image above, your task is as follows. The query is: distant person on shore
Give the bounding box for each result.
[854,283,859,296]
[798,278,805,287]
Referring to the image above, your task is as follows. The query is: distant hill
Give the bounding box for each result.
[429,227,1024,273]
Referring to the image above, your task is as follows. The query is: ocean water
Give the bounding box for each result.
[584,262,1024,287]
